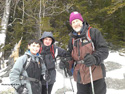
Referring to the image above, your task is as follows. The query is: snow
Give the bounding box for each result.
[52,71,77,94]
[106,68,125,79]
[105,51,125,80]
[107,89,125,94]
[0,51,125,94]
[104,51,125,66]
[0,77,12,92]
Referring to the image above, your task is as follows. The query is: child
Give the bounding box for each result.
[40,31,67,94]
[9,40,46,94]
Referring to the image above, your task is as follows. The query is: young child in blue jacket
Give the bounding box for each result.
[9,40,46,94]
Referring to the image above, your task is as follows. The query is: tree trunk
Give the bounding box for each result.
[0,0,12,69]
[38,0,42,38]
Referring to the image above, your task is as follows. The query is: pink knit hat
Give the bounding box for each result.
[69,11,83,24]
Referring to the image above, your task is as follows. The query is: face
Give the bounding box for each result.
[28,42,40,55]
[71,19,83,32]
[43,37,52,46]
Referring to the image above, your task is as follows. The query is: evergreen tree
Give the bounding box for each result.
[3,0,125,59]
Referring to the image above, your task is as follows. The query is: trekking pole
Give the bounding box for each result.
[63,69,66,94]
[89,66,95,94]
[46,81,49,94]
[69,76,74,93]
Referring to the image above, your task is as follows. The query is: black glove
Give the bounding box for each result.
[16,84,28,94]
[67,69,73,76]
[59,57,70,69]
[59,61,66,69]
[84,54,96,67]
[59,57,72,77]
[43,70,51,82]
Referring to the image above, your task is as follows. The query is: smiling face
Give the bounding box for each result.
[71,19,83,32]
[43,37,52,46]
[28,42,40,55]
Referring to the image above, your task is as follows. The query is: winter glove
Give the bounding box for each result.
[84,54,96,67]
[59,61,66,69]
[67,69,73,76]
[43,70,51,82]
[61,57,70,68]
[21,88,28,94]
[16,84,28,94]
[59,57,73,77]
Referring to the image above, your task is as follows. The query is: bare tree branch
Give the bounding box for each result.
[13,0,20,18]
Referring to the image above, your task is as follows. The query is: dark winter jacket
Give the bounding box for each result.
[40,32,67,85]
[9,51,46,94]
[67,22,109,84]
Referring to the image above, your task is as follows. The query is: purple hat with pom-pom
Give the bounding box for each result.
[69,11,83,24]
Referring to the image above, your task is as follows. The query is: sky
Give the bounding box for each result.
[0,51,125,94]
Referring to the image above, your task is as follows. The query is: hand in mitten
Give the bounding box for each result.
[67,69,73,76]
[59,57,70,69]
[84,54,96,67]
[59,61,66,69]
[59,58,73,76]
[43,71,51,82]
[16,84,28,94]
[22,87,28,94]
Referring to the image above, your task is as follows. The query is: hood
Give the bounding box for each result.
[40,31,55,44]
[69,21,90,39]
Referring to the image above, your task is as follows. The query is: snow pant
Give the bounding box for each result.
[77,78,106,94]
[42,84,54,94]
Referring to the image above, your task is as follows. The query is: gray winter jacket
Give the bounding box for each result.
[9,51,46,94]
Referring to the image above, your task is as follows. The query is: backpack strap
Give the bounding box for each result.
[50,45,55,59]
[87,27,92,40]
[39,45,55,59]
[22,54,41,73]
[20,55,31,76]
[54,48,58,58]
[23,55,31,70]
[71,27,92,47]
[39,45,42,54]
[20,55,41,83]
[86,27,95,51]
[20,75,40,83]
[50,45,58,66]
[72,38,75,47]
[71,27,95,51]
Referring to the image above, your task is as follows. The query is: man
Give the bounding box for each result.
[67,11,109,94]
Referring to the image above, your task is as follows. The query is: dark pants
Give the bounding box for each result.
[77,78,106,94]
[42,84,54,94]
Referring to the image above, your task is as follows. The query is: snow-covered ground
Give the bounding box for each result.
[0,51,125,94]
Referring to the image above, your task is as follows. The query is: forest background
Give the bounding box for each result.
[0,0,125,61]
